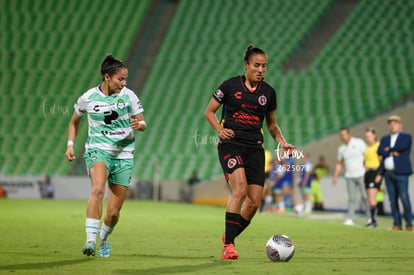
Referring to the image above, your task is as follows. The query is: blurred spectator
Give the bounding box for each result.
[40,175,55,199]
[333,127,369,226]
[188,171,200,186]
[269,158,294,213]
[260,149,274,212]
[0,185,7,198]
[312,155,329,211]
[297,153,313,214]
[376,115,412,231]
[182,171,200,203]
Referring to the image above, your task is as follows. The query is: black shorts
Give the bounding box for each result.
[218,142,265,186]
[365,169,381,189]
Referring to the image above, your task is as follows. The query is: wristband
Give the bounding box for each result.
[67,140,74,146]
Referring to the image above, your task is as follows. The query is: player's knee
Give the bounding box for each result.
[91,185,105,199]
[232,187,247,203]
[247,200,260,211]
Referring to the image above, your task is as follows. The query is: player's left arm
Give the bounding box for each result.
[130,113,146,131]
[266,111,295,151]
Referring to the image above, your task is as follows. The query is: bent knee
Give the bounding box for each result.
[91,186,105,198]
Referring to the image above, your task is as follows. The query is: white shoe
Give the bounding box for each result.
[344,219,355,226]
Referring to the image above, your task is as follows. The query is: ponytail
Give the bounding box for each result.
[243,45,266,63]
[100,54,126,80]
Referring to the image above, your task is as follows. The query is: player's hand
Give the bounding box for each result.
[280,142,295,156]
[65,146,76,161]
[374,174,382,184]
[332,177,337,186]
[130,118,146,131]
[218,128,234,140]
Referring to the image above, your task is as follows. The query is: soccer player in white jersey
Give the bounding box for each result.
[64,55,146,257]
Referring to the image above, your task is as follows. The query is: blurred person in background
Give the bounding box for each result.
[65,54,146,257]
[363,127,381,228]
[259,149,274,212]
[296,153,313,214]
[312,155,329,211]
[183,170,200,203]
[0,185,7,198]
[205,45,294,260]
[375,115,412,231]
[40,175,55,199]
[333,127,369,226]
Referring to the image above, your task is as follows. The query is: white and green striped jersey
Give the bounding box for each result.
[74,86,144,159]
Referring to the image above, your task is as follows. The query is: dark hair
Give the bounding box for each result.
[243,45,266,63]
[100,54,126,80]
[340,127,350,133]
[365,127,376,134]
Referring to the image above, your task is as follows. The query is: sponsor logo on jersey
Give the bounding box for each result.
[232,111,260,125]
[227,158,237,169]
[234,91,242,99]
[93,104,111,112]
[258,95,267,106]
[101,130,126,136]
[241,104,258,110]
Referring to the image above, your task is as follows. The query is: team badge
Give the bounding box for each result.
[215,89,224,99]
[258,95,267,106]
[227,158,237,169]
[117,99,125,109]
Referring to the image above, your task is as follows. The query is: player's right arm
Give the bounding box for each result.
[332,160,343,186]
[65,112,83,161]
[204,98,234,140]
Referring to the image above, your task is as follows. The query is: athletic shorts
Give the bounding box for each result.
[364,169,381,189]
[84,148,133,187]
[272,180,290,194]
[218,142,265,186]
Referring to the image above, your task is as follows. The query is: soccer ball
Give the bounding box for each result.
[265,234,295,262]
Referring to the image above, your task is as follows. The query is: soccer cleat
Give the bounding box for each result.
[366,221,377,228]
[82,241,96,256]
[390,226,402,231]
[99,238,111,258]
[221,244,239,260]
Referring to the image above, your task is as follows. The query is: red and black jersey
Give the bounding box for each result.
[212,75,277,147]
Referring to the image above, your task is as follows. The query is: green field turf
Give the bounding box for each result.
[0,199,413,274]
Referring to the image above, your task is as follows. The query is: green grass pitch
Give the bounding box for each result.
[0,199,413,274]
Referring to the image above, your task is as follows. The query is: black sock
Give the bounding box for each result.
[235,215,251,237]
[370,205,377,222]
[224,212,241,245]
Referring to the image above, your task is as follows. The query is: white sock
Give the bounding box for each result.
[99,223,114,240]
[86,218,100,243]
[277,201,285,209]
[304,200,312,212]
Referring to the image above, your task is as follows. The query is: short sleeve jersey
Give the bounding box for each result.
[212,75,277,146]
[337,137,366,178]
[74,86,144,159]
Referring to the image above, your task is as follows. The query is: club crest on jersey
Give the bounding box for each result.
[227,158,237,169]
[258,95,267,106]
[117,99,125,109]
[215,89,224,99]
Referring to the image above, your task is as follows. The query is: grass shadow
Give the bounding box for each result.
[0,258,90,271]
